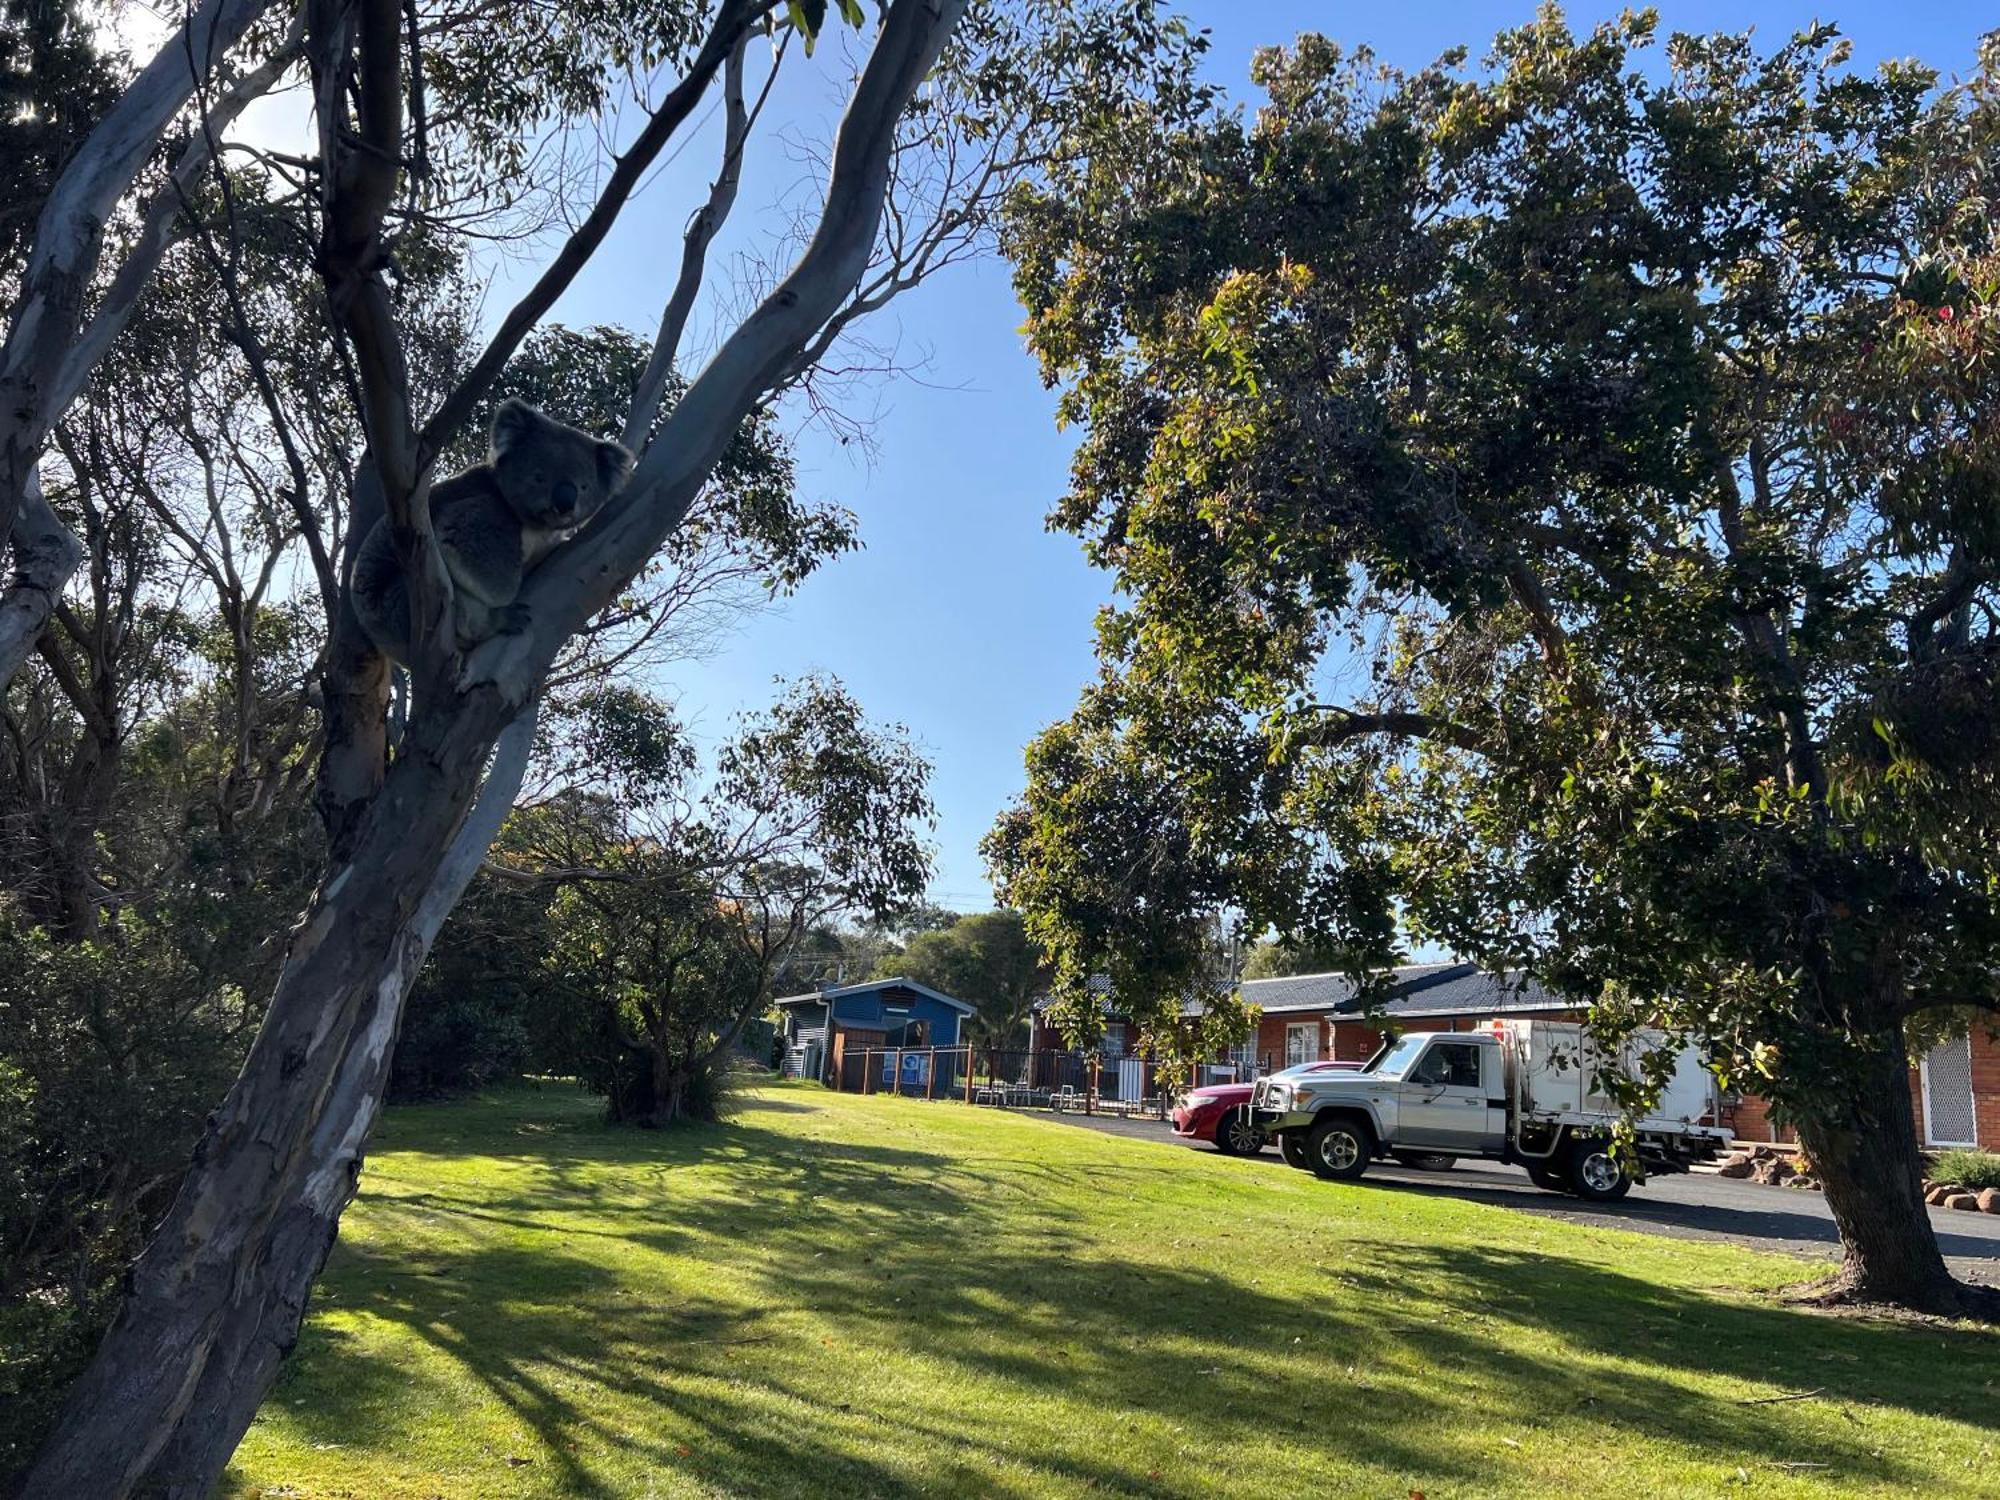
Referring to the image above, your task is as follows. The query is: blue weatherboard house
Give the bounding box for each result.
[774,977,974,1084]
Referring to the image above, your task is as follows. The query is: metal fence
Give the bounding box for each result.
[830,1045,1275,1117]
[836,1044,974,1100]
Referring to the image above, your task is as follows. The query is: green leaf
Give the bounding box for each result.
[786,0,828,53]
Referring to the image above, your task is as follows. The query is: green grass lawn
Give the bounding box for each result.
[226,1081,1999,1499]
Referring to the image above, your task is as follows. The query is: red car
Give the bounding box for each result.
[1172,1061,1358,1156]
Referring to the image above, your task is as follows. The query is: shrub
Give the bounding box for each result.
[1928,1148,2000,1192]
[392,989,530,1102]
[0,919,254,1476]
[389,876,558,1102]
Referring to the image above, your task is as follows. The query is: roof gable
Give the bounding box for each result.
[771,977,976,1016]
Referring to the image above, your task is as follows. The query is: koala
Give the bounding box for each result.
[350,397,633,663]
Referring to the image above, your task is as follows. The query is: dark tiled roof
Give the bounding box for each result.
[1030,961,1576,1024]
[1243,962,1573,1019]
[1242,961,1462,1015]
[1368,966,1571,1020]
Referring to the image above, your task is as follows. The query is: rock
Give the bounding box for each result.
[1944,1192,1980,1212]
[1751,1156,1795,1186]
[1717,1153,1755,1179]
[1926,1184,1957,1206]
[1979,1188,2000,1215]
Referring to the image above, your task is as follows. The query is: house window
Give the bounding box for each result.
[1102,1023,1128,1058]
[1922,1034,1978,1147]
[1285,1022,1320,1068]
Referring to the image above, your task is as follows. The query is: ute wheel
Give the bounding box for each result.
[1280,1132,1311,1170]
[1306,1115,1372,1182]
[1391,1150,1456,1172]
[1565,1137,1632,1202]
[1213,1107,1265,1157]
[1525,1158,1571,1193]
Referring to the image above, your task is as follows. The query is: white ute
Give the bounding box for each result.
[1250,1020,1727,1200]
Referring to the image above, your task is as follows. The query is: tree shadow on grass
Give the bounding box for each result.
[728,1093,818,1114]
[1081,1117,2000,1268]
[1336,1166,2000,1265]
[231,1100,2000,1498]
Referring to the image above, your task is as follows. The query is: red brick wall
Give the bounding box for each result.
[1256,1013,1316,1066]
[1727,1031,2000,1148]
[1721,1093,1795,1144]
[1911,1029,2000,1149]
[1971,1030,2000,1147]
[1330,1021,1382,1061]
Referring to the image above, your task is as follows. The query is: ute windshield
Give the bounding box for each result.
[1362,1034,1429,1080]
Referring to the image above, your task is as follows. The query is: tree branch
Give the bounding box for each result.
[0,469,86,691]
[0,0,286,697]
[473,0,971,703]
[623,31,761,450]
[51,12,308,420]
[0,0,281,541]
[421,0,771,467]
[1294,705,1493,757]
[1907,549,1987,662]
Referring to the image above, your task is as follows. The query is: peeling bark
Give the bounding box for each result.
[136,707,537,1497]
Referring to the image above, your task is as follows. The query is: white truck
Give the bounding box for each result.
[1249,1020,1726,1200]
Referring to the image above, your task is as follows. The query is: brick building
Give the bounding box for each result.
[1235,962,1572,1069]
[1729,1029,1999,1150]
[1032,961,1998,1150]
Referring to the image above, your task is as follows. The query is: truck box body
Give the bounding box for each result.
[1500,1020,1714,1129]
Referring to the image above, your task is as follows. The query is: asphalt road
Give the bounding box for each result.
[1035,1107,2000,1286]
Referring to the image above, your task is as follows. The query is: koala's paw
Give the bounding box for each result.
[496,601,532,635]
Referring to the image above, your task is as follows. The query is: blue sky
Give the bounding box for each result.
[495,1,1987,913]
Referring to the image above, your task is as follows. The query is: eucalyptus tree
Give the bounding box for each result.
[527,677,934,1126]
[990,15,2000,1314]
[883,908,1047,1050]
[3,0,1206,1490]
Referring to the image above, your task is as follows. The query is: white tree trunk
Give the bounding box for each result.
[19,700,533,1497]
[20,5,968,1493]
[0,0,291,696]
[0,469,83,690]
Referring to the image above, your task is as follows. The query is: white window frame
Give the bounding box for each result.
[1920,1033,1978,1148]
[1285,1021,1320,1067]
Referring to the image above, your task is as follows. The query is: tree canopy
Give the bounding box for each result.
[990,11,2000,1314]
[0,0,1222,1488]
[879,908,1047,1049]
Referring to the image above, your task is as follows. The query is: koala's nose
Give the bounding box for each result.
[552,480,580,516]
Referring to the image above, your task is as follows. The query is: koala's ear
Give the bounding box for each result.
[596,438,634,494]
[491,397,540,455]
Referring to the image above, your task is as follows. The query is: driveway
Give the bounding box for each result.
[1033,1108,2000,1286]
